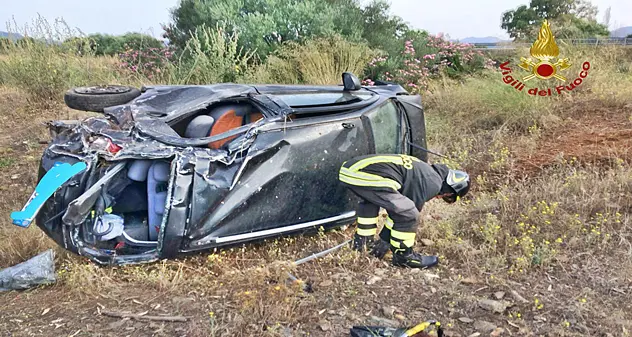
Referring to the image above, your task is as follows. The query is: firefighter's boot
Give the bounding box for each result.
[392,247,439,269]
[369,239,390,259]
[352,234,391,259]
[352,233,374,252]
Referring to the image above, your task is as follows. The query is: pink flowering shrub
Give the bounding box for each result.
[363,34,491,94]
[117,44,176,80]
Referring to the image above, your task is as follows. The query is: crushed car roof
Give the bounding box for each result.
[104,83,409,123]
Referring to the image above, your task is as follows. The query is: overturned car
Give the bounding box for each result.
[11,73,430,265]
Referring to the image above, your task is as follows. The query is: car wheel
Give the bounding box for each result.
[64,85,141,112]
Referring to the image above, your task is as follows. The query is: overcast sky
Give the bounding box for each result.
[2,0,630,40]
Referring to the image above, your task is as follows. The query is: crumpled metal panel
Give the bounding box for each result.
[104,84,258,123]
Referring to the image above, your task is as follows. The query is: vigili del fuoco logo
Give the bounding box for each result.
[499,20,590,96]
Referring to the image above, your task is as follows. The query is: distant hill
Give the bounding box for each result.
[457,36,509,44]
[0,31,23,41]
[611,26,632,38]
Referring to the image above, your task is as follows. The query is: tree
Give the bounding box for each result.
[164,0,344,59]
[162,0,420,60]
[501,5,539,40]
[501,0,609,40]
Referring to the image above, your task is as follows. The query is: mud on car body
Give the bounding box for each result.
[26,73,429,265]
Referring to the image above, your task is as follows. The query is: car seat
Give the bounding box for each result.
[184,115,215,139]
[183,103,265,148]
[206,105,245,149]
[146,161,170,241]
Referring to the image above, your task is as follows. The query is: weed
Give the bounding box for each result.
[0,16,122,105]
[0,157,15,168]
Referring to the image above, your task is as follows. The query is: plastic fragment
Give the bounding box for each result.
[0,249,56,291]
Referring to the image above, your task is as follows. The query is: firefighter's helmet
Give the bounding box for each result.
[443,169,470,203]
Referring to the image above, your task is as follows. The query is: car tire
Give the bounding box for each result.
[64,85,141,112]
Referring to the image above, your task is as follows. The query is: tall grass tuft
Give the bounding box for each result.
[0,16,121,105]
[255,35,377,85]
[157,23,257,85]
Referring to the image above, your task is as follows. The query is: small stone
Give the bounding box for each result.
[458,317,474,323]
[478,299,509,313]
[574,323,589,333]
[374,269,387,276]
[494,291,506,300]
[490,327,504,336]
[467,333,481,337]
[381,306,395,318]
[510,290,529,304]
[10,174,19,180]
[370,316,399,327]
[394,314,406,321]
[319,280,333,287]
[424,273,440,281]
[420,239,434,246]
[108,320,127,330]
[473,320,496,333]
[461,277,479,285]
[366,276,382,285]
[431,287,437,293]
[533,315,546,322]
[331,273,352,282]
[319,320,331,331]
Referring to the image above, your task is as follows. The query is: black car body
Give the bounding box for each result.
[31,75,429,265]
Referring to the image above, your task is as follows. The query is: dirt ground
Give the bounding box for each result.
[1,88,632,337]
[514,102,632,177]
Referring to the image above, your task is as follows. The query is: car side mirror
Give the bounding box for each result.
[342,72,361,91]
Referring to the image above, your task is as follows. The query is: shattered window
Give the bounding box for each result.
[276,92,373,107]
[366,100,399,154]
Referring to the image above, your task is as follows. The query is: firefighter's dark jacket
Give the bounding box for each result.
[342,155,450,211]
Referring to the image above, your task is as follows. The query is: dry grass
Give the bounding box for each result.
[251,35,378,85]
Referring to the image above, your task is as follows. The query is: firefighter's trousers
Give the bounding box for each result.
[342,184,420,251]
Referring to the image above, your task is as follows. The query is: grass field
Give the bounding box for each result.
[0,43,631,337]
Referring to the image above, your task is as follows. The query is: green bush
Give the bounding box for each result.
[88,33,165,56]
[363,35,491,93]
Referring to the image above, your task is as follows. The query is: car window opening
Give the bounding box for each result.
[170,101,265,149]
[80,159,174,255]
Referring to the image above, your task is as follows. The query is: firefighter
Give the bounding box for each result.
[338,154,470,268]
